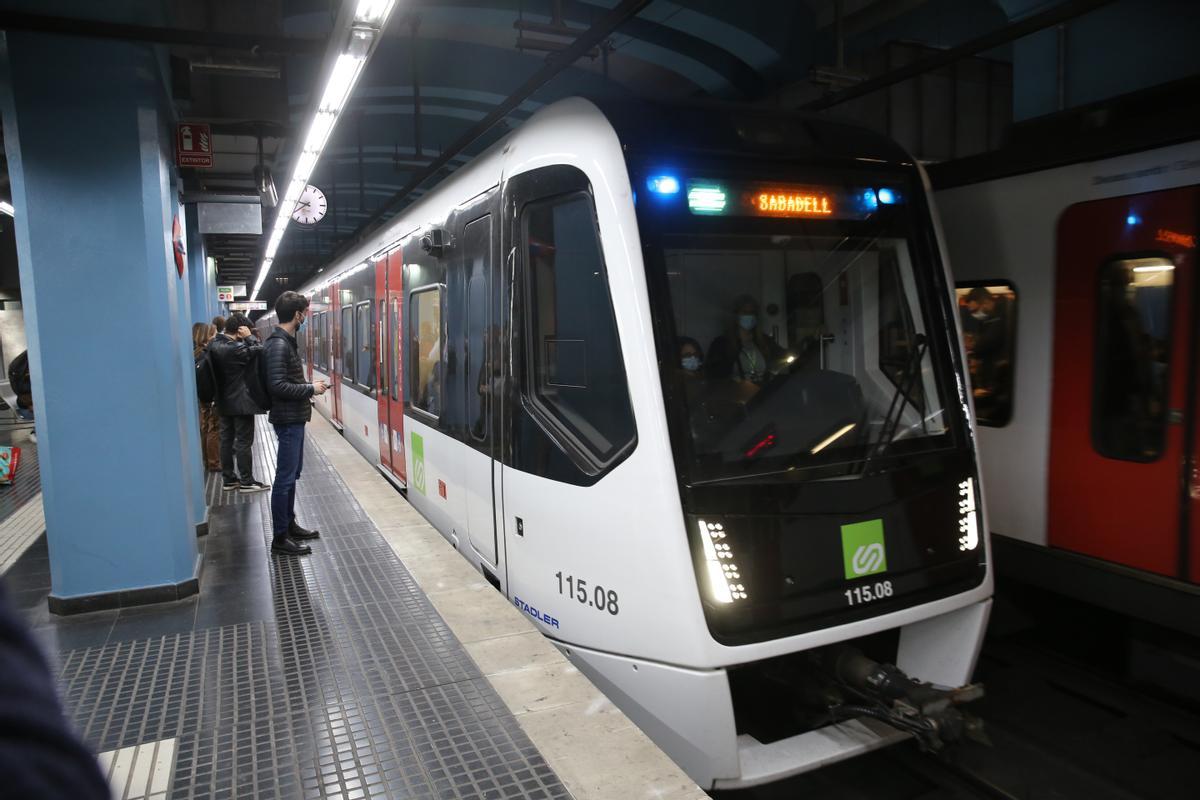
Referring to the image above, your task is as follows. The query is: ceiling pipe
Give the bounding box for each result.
[0,11,325,54]
[191,58,282,79]
[332,0,652,257]
[802,0,1117,112]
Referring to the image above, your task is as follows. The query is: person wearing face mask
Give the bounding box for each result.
[678,337,704,377]
[961,286,1005,393]
[264,291,329,557]
[706,295,783,386]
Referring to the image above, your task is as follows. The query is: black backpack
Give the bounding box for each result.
[195,347,218,405]
[245,348,272,411]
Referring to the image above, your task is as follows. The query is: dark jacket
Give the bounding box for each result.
[264,326,313,425]
[208,334,265,417]
[0,582,110,798]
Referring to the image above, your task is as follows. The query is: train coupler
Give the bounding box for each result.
[819,645,988,751]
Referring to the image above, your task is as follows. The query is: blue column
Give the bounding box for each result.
[207,257,220,321]
[176,201,208,531]
[186,205,210,327]
[0,33,201,609]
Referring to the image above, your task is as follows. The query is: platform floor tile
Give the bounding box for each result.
[17,417,571,799]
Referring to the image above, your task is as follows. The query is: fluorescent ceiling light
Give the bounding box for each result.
[0,201,13,217]
[355,0,396,24]
[1132,264,1174,273]
[251,3,395,301]
[318,54,366,114]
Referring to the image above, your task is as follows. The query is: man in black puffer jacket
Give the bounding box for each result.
[264,291,329,556]
[208,313,268,493]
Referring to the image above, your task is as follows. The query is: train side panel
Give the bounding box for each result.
[936,141,1200,548]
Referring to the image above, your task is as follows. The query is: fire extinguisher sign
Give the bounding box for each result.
[176,123,213,168]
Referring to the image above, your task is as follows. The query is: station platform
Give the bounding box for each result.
[1,416,705,800]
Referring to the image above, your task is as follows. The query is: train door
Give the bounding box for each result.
[457,198,499,568]
[375,258,391,469]
[498,165,638,603]
[330,281,344,427]
[1048,186,1198,580]
[382,251,406,483]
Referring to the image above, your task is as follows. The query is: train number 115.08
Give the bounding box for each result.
[844,580,894,607]
[556,572,619,615]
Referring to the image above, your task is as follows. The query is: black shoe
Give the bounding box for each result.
[238,480,270,493]
[289,522,320,540]
[271,537,312,556]
[222,480,240,491]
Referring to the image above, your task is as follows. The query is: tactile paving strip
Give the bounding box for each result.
[51,416,571,800]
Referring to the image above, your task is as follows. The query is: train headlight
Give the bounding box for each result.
[646,174,680,195]
[957,478,980,552]
[697,520,747,603]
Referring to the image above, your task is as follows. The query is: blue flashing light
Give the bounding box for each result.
[647,175,680,195]
[1126,213,1140,226]
[877,187,898,205]
[862,189,879,212]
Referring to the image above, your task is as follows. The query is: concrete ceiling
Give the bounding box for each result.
[3,0,1198,302]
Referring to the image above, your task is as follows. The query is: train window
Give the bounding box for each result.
[324,311,331,371]
[319,312,329,370]
[356,301,374,389]
[341,305,355,384]
[880,252,927,412]
[410,286,443,417]
[464,215,492,441]
[955,282,1017,427]
[522,193,634,466]
[390,298,400,402]
[1092,256,1174,462]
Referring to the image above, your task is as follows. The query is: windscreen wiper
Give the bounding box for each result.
[859,333,927,475]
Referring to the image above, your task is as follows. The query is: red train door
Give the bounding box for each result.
[1048,186,1198,580]
[385,251,406,482]
[330,280,344,427]
[376,259,391,470]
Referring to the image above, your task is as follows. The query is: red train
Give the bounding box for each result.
[935,135,1200,634]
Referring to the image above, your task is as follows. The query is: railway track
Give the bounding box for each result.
[715,625,1200,799]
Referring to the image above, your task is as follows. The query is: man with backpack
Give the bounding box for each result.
[208,313,269,493]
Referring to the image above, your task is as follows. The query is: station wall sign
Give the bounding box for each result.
[177,123,213,168]
[230,301,267,311]
[217,285,248,302]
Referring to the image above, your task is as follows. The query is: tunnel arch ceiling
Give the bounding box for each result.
[148,0,1200,302]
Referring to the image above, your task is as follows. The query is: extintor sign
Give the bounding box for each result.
[176,123,213,168]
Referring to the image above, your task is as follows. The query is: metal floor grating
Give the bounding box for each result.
[0,489,44,574]
[203,420,278,508]
[22,415,571,800]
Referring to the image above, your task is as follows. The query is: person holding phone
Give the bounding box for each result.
[263,292,328,556]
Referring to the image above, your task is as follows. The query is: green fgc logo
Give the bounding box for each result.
[410,432,426,495]
[841,519,887,579]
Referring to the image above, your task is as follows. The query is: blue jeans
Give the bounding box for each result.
[271,423,305,538]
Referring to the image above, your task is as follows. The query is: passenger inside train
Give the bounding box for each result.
[661,229,951,483]
[955,284,1016,425]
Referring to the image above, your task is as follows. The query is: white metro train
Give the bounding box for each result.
[260,98,992,789]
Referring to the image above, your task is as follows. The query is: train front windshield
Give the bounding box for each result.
[638,173,983,641]
[644,180,957,484]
